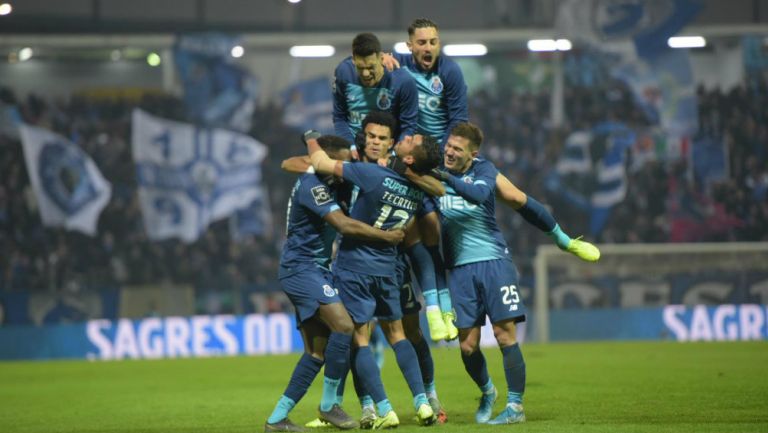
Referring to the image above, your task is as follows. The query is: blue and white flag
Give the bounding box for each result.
[551,122,635,235]
[281,76,334,134]
[556,0,703,57]
[19,124,112,235]
[174,33,259,133]
[131,109,268,243]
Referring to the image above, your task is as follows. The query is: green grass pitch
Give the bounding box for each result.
[1,341,767,433]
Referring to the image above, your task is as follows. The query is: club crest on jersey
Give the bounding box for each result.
[462,175,473,184]
[311,185,332,206]
[376,90,392,110]
[430,76,444,94]
[322,284,337,297]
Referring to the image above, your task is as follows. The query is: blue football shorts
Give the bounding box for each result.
[448,258,527,329]
[396,253,422,315]
[279,265,341,325]
[334,267,402,324]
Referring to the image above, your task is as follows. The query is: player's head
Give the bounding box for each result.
[352,33,385,87]
[407,18,440,72]
[395,134,441,174]
[445,122,483,173]
[318,135,352,161]
[361,111,396,162]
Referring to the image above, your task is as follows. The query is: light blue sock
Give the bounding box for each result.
[413,392,429,410]
[508,391,523,405]
[481,379,495,394]
[360,395,374,408]
[375,399,393,417]
[424,381,436,394]
[438,289,453,313]
[320,377,341,411]
[547,224,572,250]
[423,289,438,307]
[267,395,296,424]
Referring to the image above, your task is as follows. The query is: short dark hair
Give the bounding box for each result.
[318,135,351,154]
[450,122,484,150]
[408,18,439,36]
[410,135,442,174]
[352,33,382,57]
[361,111,396,138]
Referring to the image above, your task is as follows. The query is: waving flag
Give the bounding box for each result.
[131,110,268,242]
[19,124,112,235]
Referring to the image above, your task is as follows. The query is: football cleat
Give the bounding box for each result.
[318,404,358,430]
[304,418,332,428]
[442,311,459,341]
[359,406,378,430]
[565,237,600,262]
[475,386,498,424]
[428,396,447,424]
[415,403,437,426]
[372,410,399,430]
[487,403,526,424]
[265,418,306,432]
[426,307,449,341]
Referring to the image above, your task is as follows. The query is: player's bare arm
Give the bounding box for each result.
[306,137,344,178]
[405,166,445,197]
[324,210,404,245]
[280,155,311,174]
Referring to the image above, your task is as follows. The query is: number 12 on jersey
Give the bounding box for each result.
[373,204,410,230]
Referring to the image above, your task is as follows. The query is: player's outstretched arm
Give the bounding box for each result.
[432,168,492,204]
[280,155,312,174]
[304,132,343,178]
[496,173,600,262]
[324,210,405,245]
[405,167,445,197]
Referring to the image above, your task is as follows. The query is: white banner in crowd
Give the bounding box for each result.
[131,109,268,242]
[19,124,112,235]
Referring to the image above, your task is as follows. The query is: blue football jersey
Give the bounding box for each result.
[278,174,341,278]
[335,162,424,276]
[438,158,509,267]
[333,58,419,144]
[394,53,468,146]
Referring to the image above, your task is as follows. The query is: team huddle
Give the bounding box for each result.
[265,18,600,432]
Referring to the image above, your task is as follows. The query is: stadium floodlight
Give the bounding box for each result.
[443,44,487,57]
[146,52,161,67]
[287,0,301,3]
[289,45,335,58]
[0,3,12,16]
[18,47,33,62]
[668,36,706,48]
[394,42,410,54]
[231,45,244,58]
[528,39,572,52]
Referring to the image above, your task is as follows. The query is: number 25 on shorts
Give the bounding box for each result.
[500,285,520,311]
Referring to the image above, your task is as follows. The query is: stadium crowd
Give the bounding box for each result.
[1,74,767,313]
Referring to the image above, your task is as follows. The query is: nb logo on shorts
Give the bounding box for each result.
[323,284,337,297]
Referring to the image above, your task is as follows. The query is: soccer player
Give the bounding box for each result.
[281,112,449,426]
[333,32,419,149]
[433,122,594,426]
[265,135,405,432]
[392,18,469,147]
[305,130,442,429]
